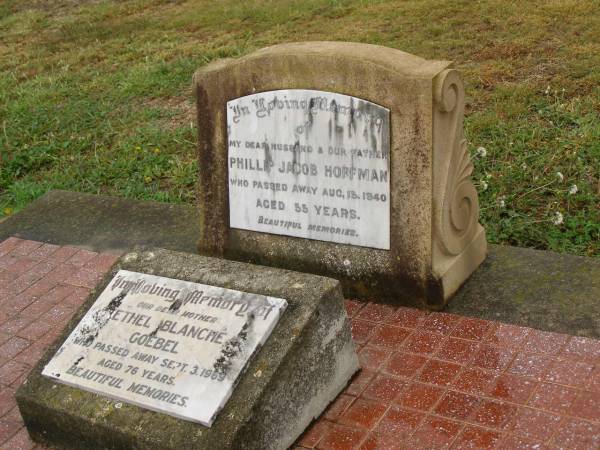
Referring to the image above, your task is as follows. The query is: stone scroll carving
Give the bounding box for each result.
[432,69,486,298]
[434,69,480,256]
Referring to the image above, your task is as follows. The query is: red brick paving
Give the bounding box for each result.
[296,299,600,449]
[1,238,600,450]
[0,237,120,449]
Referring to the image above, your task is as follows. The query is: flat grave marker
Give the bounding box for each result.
[42,270,286,426]
[18,249,358,449]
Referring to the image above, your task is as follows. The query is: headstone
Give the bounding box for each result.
[17,248,359,450]
[194,41,487,308]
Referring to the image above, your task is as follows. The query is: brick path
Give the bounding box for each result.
[1,238,599,449]
[0,238,119,450]
[295,302,600,449]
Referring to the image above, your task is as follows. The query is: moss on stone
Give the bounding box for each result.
[16,248,359,449]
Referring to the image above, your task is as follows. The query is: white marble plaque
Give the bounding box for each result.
[42,270,287,426]
[227,89,391,250]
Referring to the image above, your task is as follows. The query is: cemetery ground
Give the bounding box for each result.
[0,0,599,257]
[0,4,599,448]
[1,238,600,449]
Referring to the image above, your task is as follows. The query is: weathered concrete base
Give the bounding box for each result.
[447,244,600,338]
[2,190,599,338]
[0,190,199,254]
[16,248,359,450]
[433,227,487,307]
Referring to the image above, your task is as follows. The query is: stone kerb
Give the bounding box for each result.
[194,41,486,308]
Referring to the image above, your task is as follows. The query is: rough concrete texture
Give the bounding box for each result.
[0,190,198,254]
[2,190,599,338]
[16,248,359,450]
[194,42,486,308]
[447,244,600,338]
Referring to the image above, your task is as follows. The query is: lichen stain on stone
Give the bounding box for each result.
[263,144,274,174]
[348,97,357,138]
[291,140,300,166]
[213,315,253,378]
[307,98,315,127]
[106,290,126,313]
[168,297,183,313]
[73,356,84,367]
[148,324,159,338]
[142,251,156,262]
[73,290,127,346]
[122,252,138,263]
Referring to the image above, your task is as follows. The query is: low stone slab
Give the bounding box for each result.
[447,245,600,338]
[0,189,199,254]
[16,248,359,450]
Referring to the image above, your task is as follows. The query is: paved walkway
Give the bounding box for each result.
[295,302,600,449]
[0,238,599,449]
[0,238,119,449]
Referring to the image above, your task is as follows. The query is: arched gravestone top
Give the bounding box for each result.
[194,41,486,308]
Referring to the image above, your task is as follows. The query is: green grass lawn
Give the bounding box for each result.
[0,0,598,256]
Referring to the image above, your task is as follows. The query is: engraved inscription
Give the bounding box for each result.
[227,89,391,250]
[42,270,287,427]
